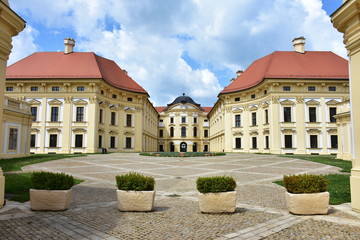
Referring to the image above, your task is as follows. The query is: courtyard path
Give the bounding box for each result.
[1,153,360,239]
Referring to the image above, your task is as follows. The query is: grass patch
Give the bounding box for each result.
[274,174,350,205]
[279,154,352,173]
[5,173,84,203]
[0,154,87,172]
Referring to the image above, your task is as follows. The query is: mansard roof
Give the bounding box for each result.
[221,51,349,94]
[164,94,204,111]
[6,52,147,94]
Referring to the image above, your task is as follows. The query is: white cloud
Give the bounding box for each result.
[8,25,39,65]
[9,0,347,105]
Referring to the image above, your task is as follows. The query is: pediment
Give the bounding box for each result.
[327,129,337,134]
[27,99,41,105]
[48,99,62,105]
[31,128,40,133]
[280,99,295,105]
[249,105,258,111]
[124,107,135,113]
[263,129,270,135]
[72,128,87,133]
[73,99,88,105]
[109,130,118,135]
[233,131,243,136]
[47,128,61,133]
[305,100,320,105]
[326,99,340,105]
[281,128,296,134]
[110,104,119,110]
[250,131,258,136]
[232,108,243,113]
[307,128,321,134]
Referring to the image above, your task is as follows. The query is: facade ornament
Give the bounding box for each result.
[296,97,304,104]
[135,106,143,112]
[16,83,23,87]
[281,128,296,134]
[342,97,350,102]
[64,96,73,103]
[271,97,279,104]
[89,96,97,103]
[17,96,25,101]
[225,107,232,113]
[321,83,326,86]
[297,83,304,87]
[41,83,46,87]
[243,105,249,111]
[63,83,71,87]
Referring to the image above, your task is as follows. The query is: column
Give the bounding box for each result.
[224,106,233,152]
[295,97,306,154]
[87,96,98,153]
[269,97,281,154]
[134,106,143,151]
[332,0,360,212]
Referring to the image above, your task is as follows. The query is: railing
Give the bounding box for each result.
[4,96,31,114]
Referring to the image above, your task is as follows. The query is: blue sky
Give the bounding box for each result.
[9,0,346,106]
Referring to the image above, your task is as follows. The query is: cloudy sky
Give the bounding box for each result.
[8,0,346,107]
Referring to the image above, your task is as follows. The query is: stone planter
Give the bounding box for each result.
[117,190,155,212]
[30,189,72,211]
[198,191,237,213]
[285,191,329,215]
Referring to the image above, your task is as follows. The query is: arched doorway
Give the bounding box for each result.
[170,142,175,152]
[193,142,197,152]
[180,142,187,152]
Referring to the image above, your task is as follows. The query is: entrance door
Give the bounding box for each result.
[170,142,175,152]
[180,142,187,152]
[193,142,197,152]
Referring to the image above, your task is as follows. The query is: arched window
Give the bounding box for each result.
[170,127,174,137]
[181,126,186,137]
[193,127,197,137]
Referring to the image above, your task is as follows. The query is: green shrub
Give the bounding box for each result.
[116,172,155,191]
[196,176,237,193]
[283,174,329,194]
[31,171,75,190]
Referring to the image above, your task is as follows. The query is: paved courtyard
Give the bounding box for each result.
[1,153,360,239]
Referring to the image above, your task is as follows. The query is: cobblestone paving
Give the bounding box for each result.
[0,153,359,239]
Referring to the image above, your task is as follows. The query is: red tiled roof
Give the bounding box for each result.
[202,107,212,112]
[6,52,147,94]
[155,106,166,113]
[221,51,349,94]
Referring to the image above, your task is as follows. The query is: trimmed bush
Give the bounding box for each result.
[283,174,329,194]
[31,171,75,190]
[196,176,237,193]
[116,172,155,191]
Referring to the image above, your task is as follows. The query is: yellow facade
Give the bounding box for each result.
[5,78,158,154]
[335,100,352,161]
[157,95,210,152]
[209,80,349,154]
[332,0,360,212]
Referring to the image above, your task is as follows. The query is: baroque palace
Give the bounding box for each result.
[4,37,350,157]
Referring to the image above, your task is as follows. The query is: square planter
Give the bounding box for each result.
[285,191,329,215]
[198,191,237,213]
[117,190,155,212]
[30,189,72,211]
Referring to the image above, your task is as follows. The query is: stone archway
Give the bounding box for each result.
[180,142,187,152]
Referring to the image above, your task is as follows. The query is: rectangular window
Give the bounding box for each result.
[31,86,38,91]
[170,127,174,137]
[49,134,57,148]
[284,107,291,122]
[309,107,317,122]
[30,134,36,148]
[308,86,316,91]
[204,129,209,138]
[264,90,267,95]
[98,135,102,148]
[76,107,84,122]
[331,135,338,148]
[193,117,197,124]
[127,97,133,102]
[111,112,116,125]
[51,107,59,122]
[99,109,103,123]
[181,127,186,137]
[265,109,269,124]
[100,90,104,95]
[75,134,83,148]
[235,114,241,127]
[77,86,85,91]
[8,128,18,150]
[235,97,240,102]
[181,117,186,123]
[126,137,132,148]
[285,135,292,148]
[283,86,291,91]
[204,145,209,152]
[159,129,164,138]
[235,138,241,149]
[31,107,37,121]
[328,86,336,91]
[252,112,257,126]
[112,94,117,99]
[193,127,197,137]
[6,86,13,91]
[251,94,256,99]
[52,86,59,91]
[329,107,337,122]
[265,136,269,149]
[110,136,116,148]
[126,114,132,127]
[252,137,257,149]
[310,135,318,148]
[170,117,174,124]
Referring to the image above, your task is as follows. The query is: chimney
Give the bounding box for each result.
[230,78,235,83]
[292,36,306,54]
[236,70,243,77]
[64,37,75,54]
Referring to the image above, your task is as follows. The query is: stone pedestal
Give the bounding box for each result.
[0,168,5,208]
